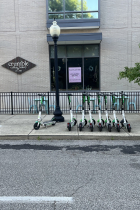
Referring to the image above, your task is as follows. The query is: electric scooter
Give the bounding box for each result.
[97,93,104,131]
[119,91,131,132]
[34,94,56,130]
[79,93,87,131]
[87,94,96,132]
[67,94,77,131]
[110,93,120,132]
[103,94,112,132]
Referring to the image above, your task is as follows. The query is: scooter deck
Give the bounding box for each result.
[43,120,56,124]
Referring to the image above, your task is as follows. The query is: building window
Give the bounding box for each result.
[48,0,98,20]
[50,44,100,91]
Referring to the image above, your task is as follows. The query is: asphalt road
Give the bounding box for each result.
[0,140,140,210]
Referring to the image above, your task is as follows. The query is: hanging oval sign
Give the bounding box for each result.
[2,57,36,74]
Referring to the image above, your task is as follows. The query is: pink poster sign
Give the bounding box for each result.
[69,67,81,83]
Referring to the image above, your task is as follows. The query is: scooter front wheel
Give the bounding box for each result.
[34,122,40,130]
[102,119,104,125]
[84,119,87,126]
[74,119,77,126]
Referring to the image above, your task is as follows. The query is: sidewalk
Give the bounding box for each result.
[0,114,140,140]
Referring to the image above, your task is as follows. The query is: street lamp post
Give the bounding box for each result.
[50,19,64,122]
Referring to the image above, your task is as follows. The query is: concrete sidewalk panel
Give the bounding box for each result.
[123,114,140,138]
[0,115,15,124]
[0,115,34,136]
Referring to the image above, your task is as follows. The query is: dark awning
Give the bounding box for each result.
[47,33,102,45]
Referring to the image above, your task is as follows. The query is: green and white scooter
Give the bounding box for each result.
[79,93,87,131]
[97,93,104,131]
[103,94,112,132]
[87,94,96,132]
[67,94,77,131]
[110,93,121,132]
[34,94,56,130]
[119,91,131,132]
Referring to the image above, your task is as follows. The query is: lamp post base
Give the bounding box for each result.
[52,106,65,122]
[52,115,64,122]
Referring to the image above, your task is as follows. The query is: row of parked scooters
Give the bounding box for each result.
[67,92,131,132]
[33,92,131,133]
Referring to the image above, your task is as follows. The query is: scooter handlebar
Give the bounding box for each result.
[110,92,118,96]
[38,94,46,96]
[96,93,104,96]
[119,92,128,96]
[99,93,110,96]
[85,94,92,96]
[82,93,88,96]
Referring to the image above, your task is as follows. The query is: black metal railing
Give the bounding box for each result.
[0,91,140,115]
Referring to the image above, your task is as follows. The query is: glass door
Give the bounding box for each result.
[84,57,99,90]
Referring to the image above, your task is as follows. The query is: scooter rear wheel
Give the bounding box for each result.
[79,123,82,131]
[99,125,102,132]
[127,125,131,132]
[68,124,71,131]
[90,126,93,132]
[108,124,111,132]
[117,125,120,132]
[34,122,40,130]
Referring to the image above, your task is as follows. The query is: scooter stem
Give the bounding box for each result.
[122,110,126,123]
[70,110,73,122]
[89,109,92,122]
[38,111,41,121]
[82,110,85,122]
[113,110,117,124]
[105,109,109,123]
[99,110,102,123]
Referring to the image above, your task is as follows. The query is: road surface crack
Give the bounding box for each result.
[70,176,93,196]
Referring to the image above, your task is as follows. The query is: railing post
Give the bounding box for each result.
[11,91,13,115]
[121,91,123,115]
[48,92,49,115]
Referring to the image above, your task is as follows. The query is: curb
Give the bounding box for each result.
[0,135,140,140]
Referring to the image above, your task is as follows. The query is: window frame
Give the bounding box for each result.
[46,0,100,29]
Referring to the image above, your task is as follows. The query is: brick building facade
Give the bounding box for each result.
[0,0,140,92]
